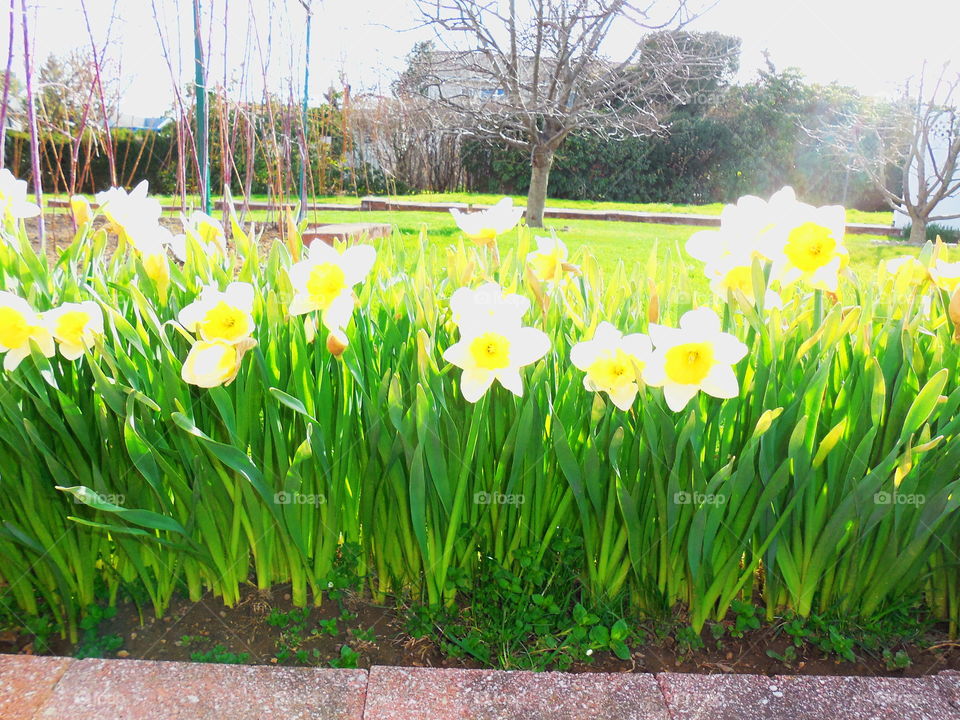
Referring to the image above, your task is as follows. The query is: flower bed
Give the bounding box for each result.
[1,173,959,651]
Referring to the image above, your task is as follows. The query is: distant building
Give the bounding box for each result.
[893,114,960,231]
[112,114,173,132]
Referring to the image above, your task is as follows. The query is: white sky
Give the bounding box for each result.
[7,0,958,117]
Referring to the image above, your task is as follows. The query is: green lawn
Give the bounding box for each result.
[289,208,912,283]
[47,191,894,226]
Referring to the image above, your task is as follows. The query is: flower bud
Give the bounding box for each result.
[326,329,349,357]
[950,286,960,342]
[70,195,92,226]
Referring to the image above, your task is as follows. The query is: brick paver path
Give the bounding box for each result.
[1,655,958,719]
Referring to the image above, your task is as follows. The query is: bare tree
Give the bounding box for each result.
[351,94,466,192]
[821,66,960,245]
[409,0,732,226]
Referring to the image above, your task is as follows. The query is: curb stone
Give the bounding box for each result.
[1,654,959,720]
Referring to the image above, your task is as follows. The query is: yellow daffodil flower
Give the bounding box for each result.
[930,260,960,293]
[686,187,800,264]
[171,212,228,261]
[705,253,782,308]
[773,200,848,291]
[45,301,104,360]
[69,195,92,226]
[449,282,531,329]
[0,169,41,223]
[95,181,162,238]
[443,320,550,402]
[288,242,376,333]
[449,197,523,246]
[570,322,652,410]
[527,236,578,284]
[0,291,55,371]
[137,236,171,295]
[642,307,748,411]
[181,338,257,388]
[885,255,930,285]
[178,283,256,344]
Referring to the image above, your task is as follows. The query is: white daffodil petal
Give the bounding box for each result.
[663,383,699,412]
[496,368,524,397]
[641,353,668,387]
[679,307,722,335]
[288,293,316,316]
[461,369,495,403]
[685,230,722,263]
[711,334,749,364]
[321,293,355,332]
[700,363,740,399]
[442,340,471,368]
[342,245,377,286]
[4,348,28,371]
[570,340,603,371]
[225,282,256,312]
[608,383,639,411]
[509,327,551,367]
[620,333,653,360]
[647,324,683,349]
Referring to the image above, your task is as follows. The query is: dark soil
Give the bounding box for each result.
[0,584,957,676]
[22,211,289,262]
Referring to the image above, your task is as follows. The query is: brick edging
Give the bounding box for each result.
[1,655,957,719]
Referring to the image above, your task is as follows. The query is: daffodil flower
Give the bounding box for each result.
[45,301,104,360]
[570,322,652,410]
[773,202,849,292]
[181,338,257,388]
[137,235,171,295]
[884,255,929,285]
[0,169,41,223]
[450,197,524,246]
[0,291,54,371]
[642,307,748,411]
[70,195,92,226]
[705,253,782,309]
[95,181,162,238]
[190,212,227,253]
[527,236,578,284]
[124,222,177,256]
[449,282,530,328]
[288,242,376,332]
[930,260,960,293]
[171,212,227,261]
[178,282,256,344]
[443,319,550,402]
[686,187,799,264]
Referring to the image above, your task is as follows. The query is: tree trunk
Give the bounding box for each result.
[908,216,927,245]
[526,145,554,228]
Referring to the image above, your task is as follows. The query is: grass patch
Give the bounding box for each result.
[44,191,893,225]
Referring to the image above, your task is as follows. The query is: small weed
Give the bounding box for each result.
[330,644,360,668]
[408,534,637,671]
[74,604,123,660]
[189,645,250,664]
[350,626,376,643]
[766,645,798,667]
[318,618,339,637]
